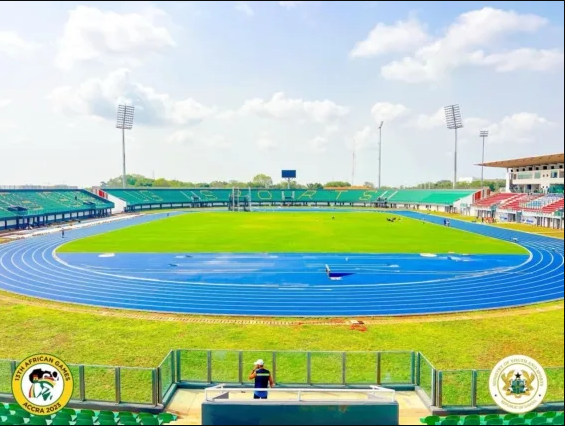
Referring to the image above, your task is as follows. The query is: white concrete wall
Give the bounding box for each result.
[107,193,127,214]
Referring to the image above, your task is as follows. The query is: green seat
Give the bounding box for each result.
[544,413,558,419]
[28,418,48,426]
[158,413,175,423]
[99,420,117,426]
[8,404,21,411]
[525,413,540,420]
[79,409,96,417]
[99,410,116,418]
[531,419,548,426]
[552,417,564,425]
[0,408,9,417]
[463,419,481,425]
[120,421,139,426]
[508,419,526,425]
[486,420,503,426]
[14,408,31,419]
[77,412,93,419]
[76,419,94,426]
[61,408,76,416]
[52,416,71,425]
[485,414,500,421]
[6,416,24,425]
[54,412,72,419]
[138,413,155,419]
[506,414,520,421]
[141,418,159,426]
[421,417,440,426]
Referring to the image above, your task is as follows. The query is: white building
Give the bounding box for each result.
[478,153,564,194]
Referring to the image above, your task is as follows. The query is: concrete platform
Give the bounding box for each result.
[165,389,429,425]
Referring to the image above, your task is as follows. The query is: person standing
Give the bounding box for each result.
[248,359,274,399]
[61,229,65,238]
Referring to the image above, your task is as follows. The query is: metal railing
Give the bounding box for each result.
[1,351,563,411]
[175,350,415,387]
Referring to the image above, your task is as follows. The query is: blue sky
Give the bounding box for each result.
[0,1,563,187]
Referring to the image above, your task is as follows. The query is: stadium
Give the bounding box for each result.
[1,153,564,425]
[1,2,564,426]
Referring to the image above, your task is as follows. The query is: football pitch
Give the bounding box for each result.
[59,211,526,254]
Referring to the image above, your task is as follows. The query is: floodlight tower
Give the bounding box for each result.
[377,121,384,189]
[116,105,135,188]
[444,104,463,189]
[351,138,356,186]
[479,130,489,189]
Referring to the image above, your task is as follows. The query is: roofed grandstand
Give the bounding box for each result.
[0,189,114,230]
[99,188,479,213]
[473,153,564,229]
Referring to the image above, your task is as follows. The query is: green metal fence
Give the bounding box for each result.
[437,367,565,408]
[1,352,563,411]
[175,350,416,387]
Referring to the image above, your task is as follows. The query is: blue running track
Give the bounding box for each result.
[0,210,562,316]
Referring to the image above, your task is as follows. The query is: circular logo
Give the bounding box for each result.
[12,354,74,416]
[489,355,547,414]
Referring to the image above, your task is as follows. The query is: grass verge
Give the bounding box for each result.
[425,211,564,239]
[0,296,562,403]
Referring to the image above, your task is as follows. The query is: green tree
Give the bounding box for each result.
[251,174,274,188]
[325,181,351,188]
[307,183,324,189]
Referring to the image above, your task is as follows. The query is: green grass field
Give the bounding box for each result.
[59,212,526,254]
[0,295,563,404]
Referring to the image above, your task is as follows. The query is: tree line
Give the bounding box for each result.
[100,174,506,192]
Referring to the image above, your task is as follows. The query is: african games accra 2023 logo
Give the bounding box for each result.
[12,354,74,416]
[489,355,548,414]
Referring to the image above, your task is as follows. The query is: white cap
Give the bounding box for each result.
[254,359,264,366]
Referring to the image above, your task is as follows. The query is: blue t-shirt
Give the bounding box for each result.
[254,368,270,397]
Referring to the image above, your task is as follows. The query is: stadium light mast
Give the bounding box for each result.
[378,121,384,189]
[116,105,135,188]
[351,138,356,186]
[479,130,489,189]
[444,104,463,189]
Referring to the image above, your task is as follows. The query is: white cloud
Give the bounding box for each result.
[47,68,216,126]
[371,7,560,83]
[413,107,552,144]
[55,6,175,70]
[413,107,446,130]
[486,112,552,144]
[224,92,349,123]
[0,31,40,56]
[324,124,340,135]
[350,19,428,58]
[370,102,410,123]
[256,137,278,151]
[307,135,329,152]
[353,125,375,150]
[235,2,254,17]
[480,48,564,72]
[169,130,195,145]
[279,1,304,9]
[0,99,12,108]
[206,135,231,148]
